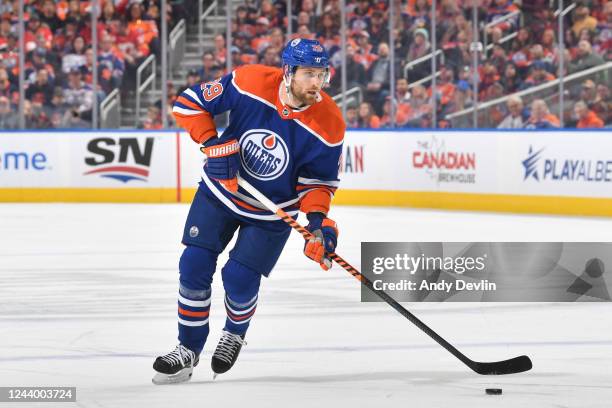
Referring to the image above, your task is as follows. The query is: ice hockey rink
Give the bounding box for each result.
[1,203,611,408]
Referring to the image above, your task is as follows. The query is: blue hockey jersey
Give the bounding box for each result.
[172,64,346,222]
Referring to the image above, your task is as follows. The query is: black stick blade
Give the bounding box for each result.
[470,355,533,375]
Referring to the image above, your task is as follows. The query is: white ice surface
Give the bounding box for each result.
[1,204,611,408]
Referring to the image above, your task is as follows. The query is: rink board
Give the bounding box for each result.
[1,129,611,216]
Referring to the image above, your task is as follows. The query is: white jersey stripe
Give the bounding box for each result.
[172,106,205,116]
[178,293,211,308]
[184,88,204,107]
[201,171,299,221]
[178,317,209,327]
[297,177,340,187]
[225,299,258,316]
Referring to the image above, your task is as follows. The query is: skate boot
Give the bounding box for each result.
[211,330,246,378]
[152,344,199,384]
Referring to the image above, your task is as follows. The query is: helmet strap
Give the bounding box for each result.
[283,65,303,109]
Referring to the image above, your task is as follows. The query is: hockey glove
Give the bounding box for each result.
[201,138,240,192]
[303,212,338,271]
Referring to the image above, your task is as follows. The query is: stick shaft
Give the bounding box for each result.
[236,177,531,375]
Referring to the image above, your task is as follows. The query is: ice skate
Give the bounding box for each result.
[152,344,199,385]
[211,330,246,379]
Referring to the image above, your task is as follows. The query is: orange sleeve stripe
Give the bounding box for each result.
[173,110,217,144]
[300,188,332,215]
[178,307,209,317]
[176,95,203,111]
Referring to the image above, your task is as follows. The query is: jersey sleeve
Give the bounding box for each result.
[297,144,343,215]
[172,71,240,144]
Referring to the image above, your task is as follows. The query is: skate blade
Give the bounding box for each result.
[152,367,194,385]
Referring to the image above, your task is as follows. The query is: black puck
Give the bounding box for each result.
[486,388,502,395]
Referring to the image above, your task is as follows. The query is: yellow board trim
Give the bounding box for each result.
[0,188,178,203]
[1,188,611,217]
[332,190,612,217]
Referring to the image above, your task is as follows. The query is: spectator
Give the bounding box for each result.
[25,68,54,106]
[25,47,56,84]
[251,17,272,54]
[529,44,555,74]
[98,33,125,93]
[568,40,605,74]
[380,96,411,128]
[234,32,257,64]
[407,84,431,123]
[177,69,200,95]
[295,11,316,34]
[0,95,17,128]
[352,30,378,71]
[365,42,391,113]
[525,99,560,129]
[197,51,218,82]
[24,12,52,52]
[572,6,598,38]
[45,86,69,128]
[0,67,17,104]
[486,0,519,33]
[62,36,87,74]
[367,10,389,49]
[431,67,456,107]
[345,105,359,128]
[593,83,611,124]
[316,12,341,53]
[497,95,525,128]
[63,68,93,120]
[230,46,245,68]
[395,77,411,103]
[329,43,367,93]
[39,0,63,33]
[489,44,508,75]
[523,60,556,89]
[501,62,523,93]
[99,1,119,26]
[128,2,159,55]
[213,34,227,67]
[142,105,162,129]
[260,46,280,67]
[406,28,431,82]
[574,100,604,128]
[357,101,381,128]
[349,0,372,32]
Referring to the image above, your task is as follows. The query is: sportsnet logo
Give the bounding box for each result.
[239,129,289,181]
[412,136,476,183]
[522,145,612,183]
[84,137,154,183]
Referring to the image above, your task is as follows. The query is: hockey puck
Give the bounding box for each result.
[486,388,502,395]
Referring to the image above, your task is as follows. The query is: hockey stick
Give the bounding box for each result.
[237,177,532,375]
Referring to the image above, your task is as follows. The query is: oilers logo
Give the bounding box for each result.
[239,129,289,181]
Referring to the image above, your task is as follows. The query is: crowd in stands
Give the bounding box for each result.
[197,0,610,128]
[0,0,185,128]
[1,0,610,129]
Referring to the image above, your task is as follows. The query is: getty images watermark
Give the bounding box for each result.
[361,243,612,302]
[371,252,493,293]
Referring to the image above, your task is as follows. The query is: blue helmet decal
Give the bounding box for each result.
[281,38,330,69]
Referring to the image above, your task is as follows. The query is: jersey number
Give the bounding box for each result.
[202,81,223,102]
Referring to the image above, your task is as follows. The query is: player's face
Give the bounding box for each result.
[291,67,327,106]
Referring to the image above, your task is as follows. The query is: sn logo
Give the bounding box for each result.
[85,138,154,166]
[84,137,155,183]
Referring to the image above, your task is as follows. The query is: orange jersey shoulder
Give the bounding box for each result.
[232,64,283,107]
[299,91,345,146]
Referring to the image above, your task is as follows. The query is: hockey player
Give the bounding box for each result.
[152,38,345,384]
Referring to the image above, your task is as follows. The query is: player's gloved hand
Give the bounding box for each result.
[303,212,338,271]
[201,138,240,192]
